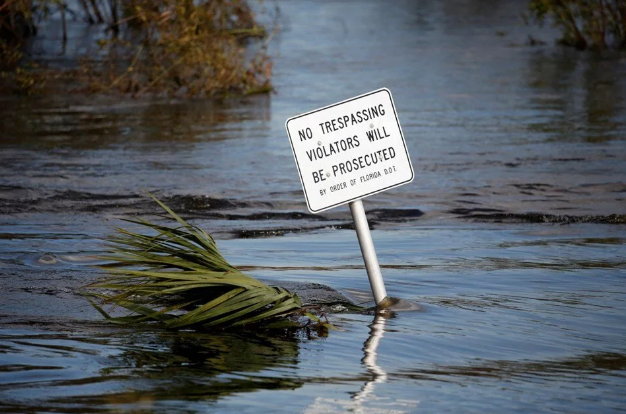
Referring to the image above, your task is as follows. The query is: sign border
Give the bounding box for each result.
[285,88,414,213]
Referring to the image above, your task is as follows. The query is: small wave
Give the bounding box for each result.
[1,190,426,226]
[48,190,136,201]
[230,223,354,238]
[368,208,424,221]
[449,208,626,224]
[393,352,626,384]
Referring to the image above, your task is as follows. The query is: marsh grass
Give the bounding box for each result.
[85,0,274,96]
[1,0,274,96]
[526,0,626,50]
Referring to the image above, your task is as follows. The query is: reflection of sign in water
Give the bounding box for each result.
[286,88,414,213]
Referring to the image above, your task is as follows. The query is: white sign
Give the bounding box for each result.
[286,88,414,213]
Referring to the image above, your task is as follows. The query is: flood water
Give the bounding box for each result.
[1,0,626,412]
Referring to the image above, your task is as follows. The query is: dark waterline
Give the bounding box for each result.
[1,0,626,412]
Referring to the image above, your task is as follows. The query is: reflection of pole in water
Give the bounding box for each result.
[304,314,389,413]
[353,314,387,407]
[303,313,417,413]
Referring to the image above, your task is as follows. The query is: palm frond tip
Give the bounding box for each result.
[89,194,302,329]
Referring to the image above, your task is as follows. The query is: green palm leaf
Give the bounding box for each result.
[88,193,302,329]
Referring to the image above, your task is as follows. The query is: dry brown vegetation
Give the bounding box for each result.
[527,0,626,50]
[0,0,274,96]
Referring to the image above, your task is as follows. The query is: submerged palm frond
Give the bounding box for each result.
[88,194,302,329]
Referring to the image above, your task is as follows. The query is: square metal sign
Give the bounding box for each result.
[286,88,414,213]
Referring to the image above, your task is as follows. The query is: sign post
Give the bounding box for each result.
[349,199,389,306]
[286,88,413,307]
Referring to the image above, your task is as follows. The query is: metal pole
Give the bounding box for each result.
[349,199,388,306]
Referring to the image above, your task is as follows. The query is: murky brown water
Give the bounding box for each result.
[1,0,625,412]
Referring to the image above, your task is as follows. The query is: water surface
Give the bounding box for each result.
[1,0,625,412]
